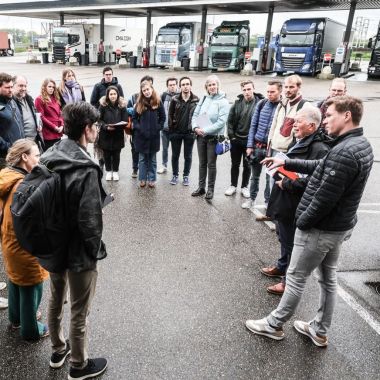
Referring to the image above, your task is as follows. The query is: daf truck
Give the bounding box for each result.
[274,18,347,76]
[208,20,250,71]
[0,32,14,56]
[155,22,214,69]
[368,22,380,79]
[52,24,145,64]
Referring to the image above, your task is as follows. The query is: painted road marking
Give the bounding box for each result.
[358,210,380,214]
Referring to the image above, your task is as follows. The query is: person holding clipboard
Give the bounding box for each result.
[98,86,128,181]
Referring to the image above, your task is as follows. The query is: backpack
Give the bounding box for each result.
[11,164,68,272]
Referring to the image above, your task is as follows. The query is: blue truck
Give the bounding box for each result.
[274,18,347,76]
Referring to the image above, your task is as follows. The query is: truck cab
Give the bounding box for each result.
[368,23,380,79]
[52,25,84,64]
[208,20,250,71]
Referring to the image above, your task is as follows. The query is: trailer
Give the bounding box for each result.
[52,24,145,64]
[274,18,347,76]
[368,21,380,79]
[208,20,250,71]
[0,32,14,56]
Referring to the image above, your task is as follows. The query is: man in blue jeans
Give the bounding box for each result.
[242,81,282,209]
[246,96,373,347]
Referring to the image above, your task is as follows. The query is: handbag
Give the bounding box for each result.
[215,136,231,155]
[124,116,133,135]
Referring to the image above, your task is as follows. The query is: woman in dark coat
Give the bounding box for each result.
[133,80,165,188]
[98,86,128,181]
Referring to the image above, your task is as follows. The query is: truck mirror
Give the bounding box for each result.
[368,38,373,49]
[275,34,280,44]
[316,34,321,44]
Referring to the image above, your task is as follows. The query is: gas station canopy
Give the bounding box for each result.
[1,0,380,20]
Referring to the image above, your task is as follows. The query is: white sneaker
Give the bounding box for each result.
[293,320,328,347]
[113,172,119,181]
[225,186,237,196]
[246,318,284,340]
[105,172,112,181]
[157,166,167,174]
[0,297,8,309]
[241,187,250,198]
[0,282,6,291]
[241,199,254,209]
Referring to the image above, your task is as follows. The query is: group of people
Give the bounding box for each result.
[0,65,375,380]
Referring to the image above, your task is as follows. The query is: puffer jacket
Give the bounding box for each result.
[90,77,124,109]
[247,98,280,147]
[0,95,24,158]
[98,96,128,151]
[191,92,230,136]
[41,139,107,273]
[227,93,264,141]
[133,102,166,154]
[284,128,373,231]
[266,130,330,222]
[0,167,49,285]
[168,92,199,134]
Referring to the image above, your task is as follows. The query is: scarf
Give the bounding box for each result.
[62,80,82,104]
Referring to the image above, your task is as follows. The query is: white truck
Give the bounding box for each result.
[52,24,145,64]
[155,22,214,69]
[0,32,14,56]
[38,38,49,51]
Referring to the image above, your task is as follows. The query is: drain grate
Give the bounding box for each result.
[366,282,380,296]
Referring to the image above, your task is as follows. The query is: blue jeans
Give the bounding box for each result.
[249,147,270,202]
[138,153,157,182]
[170,133,195,177]
[267,227,352,336]
[161,130,170,167]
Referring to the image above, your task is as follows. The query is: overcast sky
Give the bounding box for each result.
[0,2,379,37]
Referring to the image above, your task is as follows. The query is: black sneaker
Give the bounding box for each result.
[68,358,107,380]
[50,340,71,369]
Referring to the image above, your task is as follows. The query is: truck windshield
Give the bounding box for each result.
[279,33,315,46]
[157,34,179,43]
[211,35,238,45]
[53,36,68,45]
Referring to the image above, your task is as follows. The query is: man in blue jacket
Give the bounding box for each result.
[0,72,24,168]
[242,80,282,209]
[246,96,373,347]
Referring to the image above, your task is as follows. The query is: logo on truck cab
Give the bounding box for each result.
[116,36,132,41]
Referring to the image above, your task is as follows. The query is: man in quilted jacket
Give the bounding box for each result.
[246,96,373,347]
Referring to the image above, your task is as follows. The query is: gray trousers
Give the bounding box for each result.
[197,136,217,190]
[48,269,98,368]
[267,227,352,336]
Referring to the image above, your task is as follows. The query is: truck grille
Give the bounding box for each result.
[281,57,304,70]
[158,49,173,64]
[53,47,65,61]
[373,51,380,64]
[212,52,232,68]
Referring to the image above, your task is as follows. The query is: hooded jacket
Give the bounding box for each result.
[191,92,230,136]
[41,139,107,272]
[0,167,49,285]
[90,77,124,109]
[98,96,128,151]
[227,93,264,141]
[0,95,24,158]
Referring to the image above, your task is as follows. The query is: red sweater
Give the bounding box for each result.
[34,96,64,141]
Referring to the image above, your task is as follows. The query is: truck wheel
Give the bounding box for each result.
[74,53,82,65]
[238,60,244,71]
[8,49,14,57]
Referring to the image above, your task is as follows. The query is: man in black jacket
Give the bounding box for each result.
[90,66,124,109]
[225,80,264,198]
[261,106,330,295]
[246,96,373,347]
[168,76,199,186]
[43,102,108,379]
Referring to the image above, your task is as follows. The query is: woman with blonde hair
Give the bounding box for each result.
[133,80,165,188]
[58,68,85,109]
[0,139,49,340]
[35,78,64,151]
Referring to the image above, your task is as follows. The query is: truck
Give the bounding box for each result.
[52,24,145,65]
[208,20,250,71]
[155,22,214,69]
[274,18,347,76]
[0,31,14,56]
[367,21,380,79]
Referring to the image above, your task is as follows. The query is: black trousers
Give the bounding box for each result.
[197,136,217,190]
[103,149,121,172]
[43,138,61,152]
[229,139,251,188]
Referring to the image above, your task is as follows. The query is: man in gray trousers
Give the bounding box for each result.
[245,96,373,347]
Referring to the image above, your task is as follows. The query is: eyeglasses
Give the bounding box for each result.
[92,122,100,132]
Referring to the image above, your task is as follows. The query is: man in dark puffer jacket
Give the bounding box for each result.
[246,96,373,347]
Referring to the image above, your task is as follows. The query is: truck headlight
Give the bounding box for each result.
[275,62,281,70]
[302,64,311,71]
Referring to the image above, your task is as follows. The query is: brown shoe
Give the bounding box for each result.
[260,266,285,278]
[139,181,146,188]
[148,181,156,188]
[267,282,285,295]
[256,214,272,221]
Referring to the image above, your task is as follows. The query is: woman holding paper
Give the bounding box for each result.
[98,86,128,181]
[191,75,230,200]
